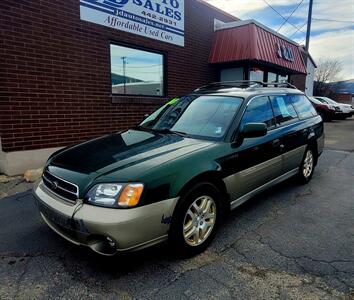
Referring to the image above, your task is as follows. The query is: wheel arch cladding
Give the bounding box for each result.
[307,138,319,165]
[176,171,230,213]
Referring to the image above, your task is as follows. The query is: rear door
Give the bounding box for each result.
[224,96,283,202]
[269,94,318,174]
[269,94,304,173]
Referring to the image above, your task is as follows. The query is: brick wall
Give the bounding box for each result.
[290,74,306,92]
[333,93,353,104]
[0,0,236,152]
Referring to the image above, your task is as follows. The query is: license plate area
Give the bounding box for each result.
[38,200,73,231]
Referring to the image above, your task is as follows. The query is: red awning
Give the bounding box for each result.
[209,22,307,74]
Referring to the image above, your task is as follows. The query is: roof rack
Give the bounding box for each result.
[194,80,297,91]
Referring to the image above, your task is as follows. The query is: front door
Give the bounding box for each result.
[224,96,283,203]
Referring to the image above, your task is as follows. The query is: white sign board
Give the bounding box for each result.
[80,0,184,47]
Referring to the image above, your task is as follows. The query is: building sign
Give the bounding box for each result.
[275,43,294,62]
[80,0,185,47]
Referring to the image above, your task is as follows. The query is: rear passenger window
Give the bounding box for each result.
[241,96,275,129]
[270,95,299,125]
[289,95,318,119]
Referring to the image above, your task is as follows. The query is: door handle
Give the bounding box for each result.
[272,139,285,152]
[272,139,280,147]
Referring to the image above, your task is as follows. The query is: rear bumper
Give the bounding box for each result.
[33,181,178,255]
[333,111,351,119]
[317,134,325,157]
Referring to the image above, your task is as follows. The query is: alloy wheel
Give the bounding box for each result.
[303,150,314,178]
[183,195,217,246]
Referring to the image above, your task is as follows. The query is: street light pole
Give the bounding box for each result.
[121,56,127,94]
[305,0,313,51]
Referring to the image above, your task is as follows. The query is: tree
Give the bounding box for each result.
[314,58,343,96]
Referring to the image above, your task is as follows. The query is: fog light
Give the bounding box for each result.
[106,237,116,248]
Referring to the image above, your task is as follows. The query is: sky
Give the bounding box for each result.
[206,0,354,80]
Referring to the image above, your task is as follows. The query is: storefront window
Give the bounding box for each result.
[110,44,164,96]
[278,74,289,82]
[268,72,278,83]
[249,68,264,82]
[220,68,244,81]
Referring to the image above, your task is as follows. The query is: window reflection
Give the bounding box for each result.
[241,96,275,129]
[250,68,264,82]
[110,44,164,96]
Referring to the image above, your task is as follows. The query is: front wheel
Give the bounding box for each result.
[169,183,221,256]
[298,148,316,183]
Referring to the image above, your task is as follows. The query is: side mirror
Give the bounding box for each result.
[241,123,267,138]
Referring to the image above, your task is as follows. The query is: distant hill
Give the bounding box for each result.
[330,79,354,94]
[111,73,143,85]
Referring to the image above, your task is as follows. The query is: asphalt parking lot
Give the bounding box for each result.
[1,118,353,299]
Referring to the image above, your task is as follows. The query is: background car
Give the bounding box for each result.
[315,96,354,119]
[308,97,336,121]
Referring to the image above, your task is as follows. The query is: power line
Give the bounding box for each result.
[277,0,305,32]
[289,21,307,38]
[289,17,354,43]
[312,18,354,24]
[261,0,303,32]
[298,38,306,45]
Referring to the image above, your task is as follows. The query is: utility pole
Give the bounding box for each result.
[121,56,127,94]
[305,0,313,51]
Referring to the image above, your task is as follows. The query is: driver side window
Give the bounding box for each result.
[241,96,275,130]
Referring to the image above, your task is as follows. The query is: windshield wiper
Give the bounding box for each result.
[152,128,188,137]
[134,125,188,137]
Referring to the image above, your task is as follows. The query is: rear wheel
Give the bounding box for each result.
[169,182,221,256]
[298,147,316,183]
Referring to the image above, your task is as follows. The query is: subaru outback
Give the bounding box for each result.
[33,81,324,256]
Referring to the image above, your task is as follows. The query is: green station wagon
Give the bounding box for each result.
[33,81,324,256]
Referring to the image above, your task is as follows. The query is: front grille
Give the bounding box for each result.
[42,170,79,202]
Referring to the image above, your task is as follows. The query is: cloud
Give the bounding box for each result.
[204,0,290,19]
[206,0,354,79]
[308,29,354,79]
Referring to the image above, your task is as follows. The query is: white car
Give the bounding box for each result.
[315,97,354,119]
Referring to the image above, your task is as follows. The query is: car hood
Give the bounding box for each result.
[48,129,213,181]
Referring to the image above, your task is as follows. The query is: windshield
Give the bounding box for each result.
[316,97,338,105]
[309,97,324,105]
[140,95,243,139]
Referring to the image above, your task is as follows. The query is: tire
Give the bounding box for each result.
[297,147,316,184]
[169,182,222,257]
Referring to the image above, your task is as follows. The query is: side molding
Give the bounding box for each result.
[230,168,298,210]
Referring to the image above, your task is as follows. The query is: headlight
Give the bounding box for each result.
[85,183,144,208]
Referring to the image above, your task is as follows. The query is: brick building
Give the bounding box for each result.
[0,0,308,175]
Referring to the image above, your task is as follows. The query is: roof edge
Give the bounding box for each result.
[299,46,317,68]
[215,19,300,46]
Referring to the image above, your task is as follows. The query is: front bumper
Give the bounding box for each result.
[333,111,352,119]
[33,181,178,255]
